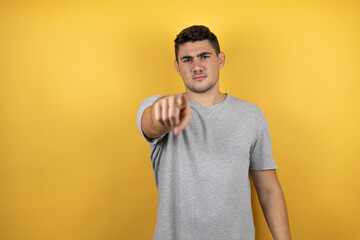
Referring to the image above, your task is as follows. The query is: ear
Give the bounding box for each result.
[218,52,225,69]
[174,59,181,76]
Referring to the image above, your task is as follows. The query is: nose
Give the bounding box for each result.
[192,58,204,73]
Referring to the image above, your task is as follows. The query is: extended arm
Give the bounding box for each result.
[141,94,191,139]
[250,169,291,240]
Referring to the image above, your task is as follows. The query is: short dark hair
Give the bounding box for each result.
[174,25,220,61]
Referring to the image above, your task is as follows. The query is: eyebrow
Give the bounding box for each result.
[180,52,212,61]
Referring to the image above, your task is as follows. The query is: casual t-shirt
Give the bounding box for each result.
[136,94,278,240]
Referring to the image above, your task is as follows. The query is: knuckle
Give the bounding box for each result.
[162,99,167,106]
[169,97,176,105]
[159,98,166,104]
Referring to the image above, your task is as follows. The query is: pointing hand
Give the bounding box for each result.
[153,94,191,136]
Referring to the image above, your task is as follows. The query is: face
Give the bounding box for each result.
[174,40,225,94]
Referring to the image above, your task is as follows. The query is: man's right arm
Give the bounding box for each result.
[141,94,191,139]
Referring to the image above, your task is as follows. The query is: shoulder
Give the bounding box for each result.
[137,94,164,121]
[139,95,164,106]
[136,95,166,144]
[227,94,266,120]
[137,95,164,123]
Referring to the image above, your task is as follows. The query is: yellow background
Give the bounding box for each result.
[1,0,359,239]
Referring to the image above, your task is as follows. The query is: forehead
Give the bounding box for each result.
[177,40,216,57]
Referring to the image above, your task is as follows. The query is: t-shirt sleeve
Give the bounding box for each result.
[249,114,278,170]
[136,95,167,145]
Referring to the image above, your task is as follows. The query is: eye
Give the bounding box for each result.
[201,55,209,60]
[183,59,192,63]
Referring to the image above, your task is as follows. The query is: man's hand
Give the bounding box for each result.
[142,94,191,139]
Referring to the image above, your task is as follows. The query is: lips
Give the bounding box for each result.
[193,74,207,81]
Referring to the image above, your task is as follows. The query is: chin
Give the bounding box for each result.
[188,85,215,93]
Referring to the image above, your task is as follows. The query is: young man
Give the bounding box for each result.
[136,25,291,240]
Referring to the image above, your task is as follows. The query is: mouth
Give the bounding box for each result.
[192,74,207,81]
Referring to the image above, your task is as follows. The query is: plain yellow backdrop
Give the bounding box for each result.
[0,0,359,239]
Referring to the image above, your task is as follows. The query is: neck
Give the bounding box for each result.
[184,87,227,106]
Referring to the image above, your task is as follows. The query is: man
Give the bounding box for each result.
[136,25,291,240]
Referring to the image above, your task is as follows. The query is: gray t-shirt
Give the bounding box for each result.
[136,94,278,240]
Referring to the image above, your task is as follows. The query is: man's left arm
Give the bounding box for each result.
[250,169,291,240]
